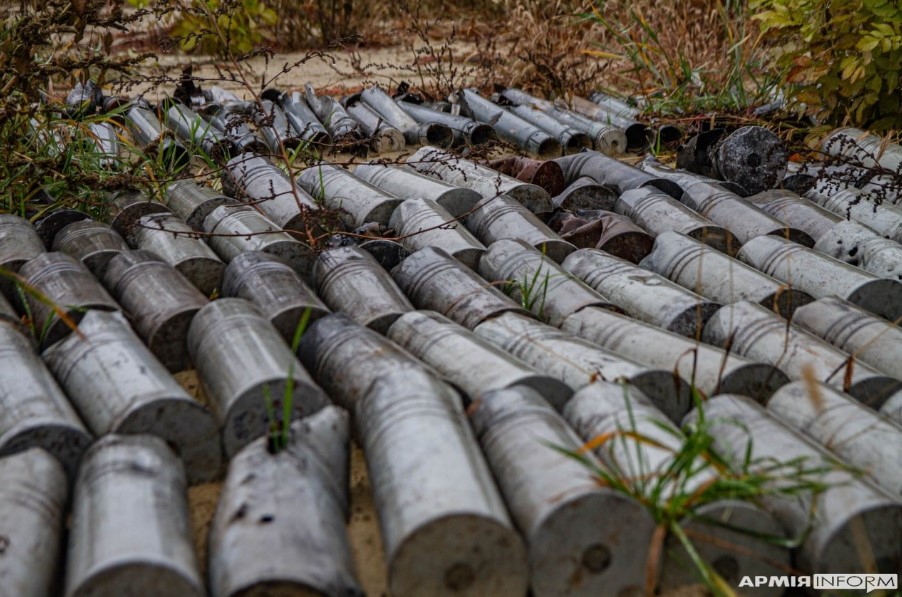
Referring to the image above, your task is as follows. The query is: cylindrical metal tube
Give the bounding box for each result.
[52,219,129,278]
[313,246,413,333]
[478,239,618,327]
[615,187,740,255]
[858,236,902,281]
[547,107,627,155]
[458,89,561,157]
[130,212,225,297]
[554,151,683,198]
[164,179,240,231]
[702,301,902,410]
[357,367,529,597]
[640,231,813,318]
[64,434,204,597]
[821,127,902,171]
[710,126,789,196]
[474,311,692,423]
[0,323,92,477]
[221,251,329,343]
[296,163,402,227]
[360,86,454,148]
[390,198,486,269]
[488,156,566,197]
[637,156,748,196]
[202,102,269,155]
[563,385,790,594]
[736,234,902,321]
[508,104,593,154]
[209,407,363,597]
[791,297,902,380]
[562,306,789,401]
[563,248,720,336]
[124,103,190,170]
[812,218,883,265]
[203,205,314,277]
[464,195,576,263]
[408,146,553,214]
[685,394,902,575]
[807,182,902,243]
[552,176,618,211]
[19,252,119,348]
[745,189,842,241]
[345,101,406,152]
[164,102,233,161]
[388,310,573,409]
[559,210,654,263]
[562,95,650,150]
[0,448,68,597]
[187,299,329,458]
[273,89,332,145]
[87,120,122,168]
[253,99,301,153]
[107,190,171,238]
[0,214,47,297]
[396,100,496,147]
[44,310,221,483]
[34,209,91,249]
[391,246,530,329]
[353,162,481,218]
[471,385,655,597]
[304,83,363,141]
[102,250,208,372]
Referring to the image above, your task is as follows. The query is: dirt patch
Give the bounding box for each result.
[188,481,223,579]
[348,443,388,596]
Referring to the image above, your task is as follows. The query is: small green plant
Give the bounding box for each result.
[263,307,313,453]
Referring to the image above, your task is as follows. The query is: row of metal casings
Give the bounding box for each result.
[0,141,902,597]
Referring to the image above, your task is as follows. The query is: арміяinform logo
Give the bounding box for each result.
[739,574,898,593]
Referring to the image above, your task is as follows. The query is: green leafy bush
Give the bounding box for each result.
[754,0,902,130]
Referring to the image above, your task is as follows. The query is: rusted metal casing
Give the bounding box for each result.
[354,162,481,218]
[52,219,129,278]
[164,179,240,231]
[296,163,402,227]
[488,156,566,197]
[559,211,654,263]
[390,198,486,269]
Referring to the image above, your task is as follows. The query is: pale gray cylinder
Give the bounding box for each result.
[353,162,481,218]
[808,183,902,243]
[746,189,842,241]
[296,163,402,227]
[0,214,45,277]
[390,198,486,269]
[813,218,884,264]
[107,190,171,238]
[164,179,240,230]
[52,219,129,278]
[859,236,902,281]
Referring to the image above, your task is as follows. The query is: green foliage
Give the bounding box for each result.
[754,0,902,130]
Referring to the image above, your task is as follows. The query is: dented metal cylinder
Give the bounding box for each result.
[686,394,902,575]
[52,219,129,278]
[471,385,655,597]
[188,299,329,458]
[360,86,453,147]
[64,434,204,597]
[388,310,572,409]
[555,151,683,198]
[354,162,481,218]
[221,251,329,344]
[465,195,576,262]
[390,198,486,269]
[640,231,813,318]
[702,301,902,410]
[746,189,841,241]
[736,234,902,321]
[357,367,529,597]
[209,407,363,597]
[458,89,561,157]
[396,100,495,147]
[102,250,208,372]
[296,163,402,227]
[164,179,240,231]
[131,212,225,297]
[563,248,720,336]
[313,245,413,333]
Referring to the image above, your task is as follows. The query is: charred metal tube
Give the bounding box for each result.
[266,89,331,146]
[615,187,740,255]
[345,101,406,152]
[736,234,902,321]
[488,156,565,197]
[457,89,561,157]
[564,385,790,594]
[19,252,119,349]
[360,86,453,148]
[298,313,430,411]
[107,190,170,238]
[471,386,655,597]
[188,299,329,457]
[563,248,721,337]
[710,126,789,195]
[44,310,221,483]
[553,177,617,211]
[304,83,363,141]
[163,179,240,231]
[296,163,402,227]
[858,235,902,280]
[701,301,902,410]
[312,246,413,333]
[203,205,314,277]
[87,121,122,168]
[131,212,226,297]
[464,195,576,262]
[745,189,842,241]
[52,219,129,278]
[508,104,592,154]
[791,297,902,380]
[554,151,683,198]
[0,448,68,597]
[222,153,319,233]
[221,251,329,344]
[390,246,530,329]
[408,146,553,214]
[768,381,902,497]
[356,367,529,597]
[0,323,92,477]
[202,102,269,155]
[353,163,481,218]
[253,99,301,153]
[562,306,789,401]
[64,435,205,597]
[478,239,618,327]
[164,102,234,161]
[388,310,573,409]
[0,214,46,297]
[561,96,650,150]
[396,100,495,147]
[124,103,190,170]
[807,182,902,243]
[390,198,486,269]
[559,211,654,263]
[474,311,692,423]
[637,156,748,196]
[102,250,208,372]
[812,219,884,264]
[209,407,363,597]
[685,394,902,575]
[640,231,813,318]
